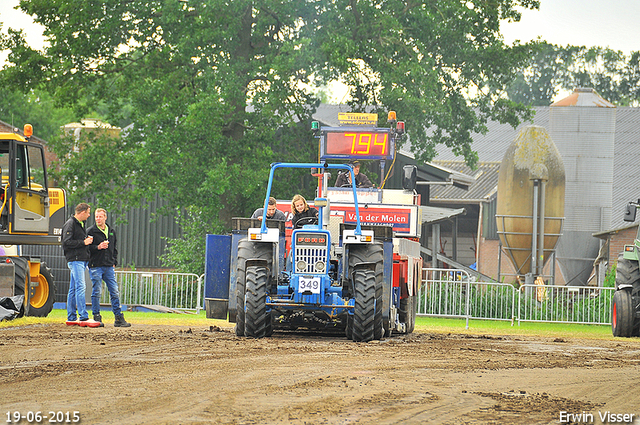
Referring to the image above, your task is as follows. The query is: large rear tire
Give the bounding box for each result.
[612,289,634,337]
[244,266,270,338]
[351,269,376,342]
[349,244,384,340]
[235,240,273,337]
[27,263,55,317]
[615,255,640,290]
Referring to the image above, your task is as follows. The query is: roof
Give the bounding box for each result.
[428,161,500,204]
[427,105,640,232]
[428,107,550,163]
[550,87,616,108]
[422,206,466,224]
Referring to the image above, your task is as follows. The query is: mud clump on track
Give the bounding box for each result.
[1,324,638,424]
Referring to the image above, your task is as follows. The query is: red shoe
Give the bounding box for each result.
[78,319,101,328]
[65,320,79,326]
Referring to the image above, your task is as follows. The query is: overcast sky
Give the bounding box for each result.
[500,0,640,54]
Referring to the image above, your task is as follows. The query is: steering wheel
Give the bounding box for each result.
[294,216,318,229]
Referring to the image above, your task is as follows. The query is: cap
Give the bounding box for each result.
[350,160,361,166]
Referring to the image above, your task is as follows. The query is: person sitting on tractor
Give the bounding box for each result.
[334,160,373,188]
[251,196,287,221]
[291,194,318,229]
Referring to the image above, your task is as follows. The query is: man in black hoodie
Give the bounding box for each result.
[87,208,131,327]
[62,202,99,327]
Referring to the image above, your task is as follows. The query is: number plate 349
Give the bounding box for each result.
[298,277,321,294]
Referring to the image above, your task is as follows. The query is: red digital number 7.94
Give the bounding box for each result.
[347,133,387,155]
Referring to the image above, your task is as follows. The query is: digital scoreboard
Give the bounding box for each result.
[320,129,394,161]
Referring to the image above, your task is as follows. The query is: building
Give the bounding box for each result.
[426,90,640,286]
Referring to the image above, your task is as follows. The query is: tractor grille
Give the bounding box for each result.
[293,232,329,275]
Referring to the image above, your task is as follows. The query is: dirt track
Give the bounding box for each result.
[1,323,639,425]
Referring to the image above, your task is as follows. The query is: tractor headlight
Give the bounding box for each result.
[296,260,307,273]
[315,261,326,272]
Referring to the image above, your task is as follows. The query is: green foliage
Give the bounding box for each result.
[1,0,546,272]
[604,262,617,288]
[0,88,75,142]
[420,280,614,324]
[159,208,219,276]
[506,42,640,106]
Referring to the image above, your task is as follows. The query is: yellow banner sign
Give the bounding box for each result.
[337,113,378,126]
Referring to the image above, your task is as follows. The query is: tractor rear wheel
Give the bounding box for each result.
[235,240,273,336]
[244,266,270,338]
[351,269,376,342]
[612,289,634,337]
[615,255,640,290]
[349,244,384,340]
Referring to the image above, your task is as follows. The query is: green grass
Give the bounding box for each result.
[413,316,620,340]
[0,309,630,341]
[0,308,227,329]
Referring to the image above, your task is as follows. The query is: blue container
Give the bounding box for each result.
[204,234,231,319]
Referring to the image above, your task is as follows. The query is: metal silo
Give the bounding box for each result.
[496,126,565,281]
[550,88,616,285]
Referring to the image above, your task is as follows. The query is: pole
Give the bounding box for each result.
[538,180,546,276]
[531,180,539,277]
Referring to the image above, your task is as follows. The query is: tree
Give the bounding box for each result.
[1,0,540,272]
[506,42,640,106]
[0,88,75,141]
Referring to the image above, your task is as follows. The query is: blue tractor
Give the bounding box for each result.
[233,162,389,342]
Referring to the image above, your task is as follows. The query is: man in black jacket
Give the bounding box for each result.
[62,202,99,327]
[334,160,373,188]
[88,208,131,327]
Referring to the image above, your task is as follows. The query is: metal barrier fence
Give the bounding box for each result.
[518,284,614,325]
[419,268,614,327]
[97,271,204,313]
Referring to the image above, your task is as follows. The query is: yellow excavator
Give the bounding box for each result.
[0,124,66,317]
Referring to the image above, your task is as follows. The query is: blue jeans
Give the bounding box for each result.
[67,261,88,321]
[90,266,122,316]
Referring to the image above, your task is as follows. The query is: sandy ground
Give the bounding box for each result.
[0,323,639,425]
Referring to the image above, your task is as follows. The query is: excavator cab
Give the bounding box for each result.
[0,125,66,317]
[0,140,50,234]
[0,125,64,244]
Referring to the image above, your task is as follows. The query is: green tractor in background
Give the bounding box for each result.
[612,200,640,337]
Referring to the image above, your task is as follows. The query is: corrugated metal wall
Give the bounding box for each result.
[21,195,183,303]
[108,197,183,269]
[550,90,616,285]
